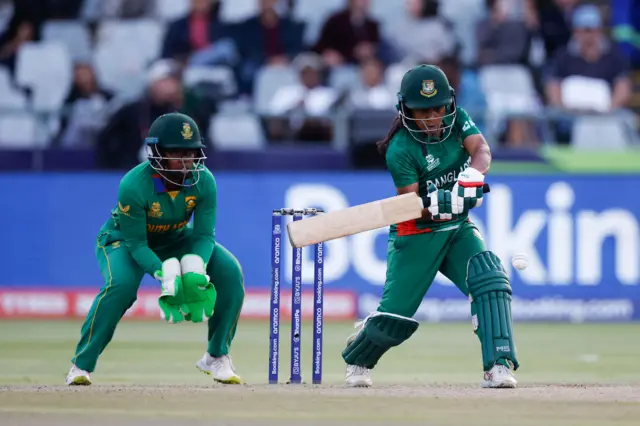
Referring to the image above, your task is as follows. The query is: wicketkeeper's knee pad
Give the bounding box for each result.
[467,251,519,371]
[342,312,419,369]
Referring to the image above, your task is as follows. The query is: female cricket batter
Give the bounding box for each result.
[341,65,519,388]
[66,112,245,386]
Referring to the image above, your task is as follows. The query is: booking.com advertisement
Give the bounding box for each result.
[1,173,639,322]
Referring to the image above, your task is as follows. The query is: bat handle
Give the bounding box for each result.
[421,183,490,208]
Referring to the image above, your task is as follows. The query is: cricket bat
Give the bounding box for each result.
[286,192,424,248]
[286,184,490,248]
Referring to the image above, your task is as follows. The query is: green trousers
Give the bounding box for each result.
[379,221,485,316]
[71,230,245,373]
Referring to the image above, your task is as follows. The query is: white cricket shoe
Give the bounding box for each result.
[345,364,372,387]
[482,364,517,388]
[66,365,91,386]
[196,353,242,384]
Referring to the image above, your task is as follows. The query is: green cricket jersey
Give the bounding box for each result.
[98,162,217,275]
[385,106,480,236]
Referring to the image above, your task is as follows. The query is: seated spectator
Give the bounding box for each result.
[477,0,532,66]
[95,59,213,169]
[0,0,44,75]
[533,0,578,61]
[234,0,305,95]
[81,0,155,21]
[313,0,380,68]
[545,4,634,143]
[388,0,457,65]
[348,57,394,110]
[47,0,84,19]
[161,0,236,67]
[56,61,114,147]
[267,52,338,142]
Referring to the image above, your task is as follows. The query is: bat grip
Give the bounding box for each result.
[421,183,490,208]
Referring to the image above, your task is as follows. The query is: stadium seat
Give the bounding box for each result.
[42,21,92,62]
[97,19,165,64]
[370,0,405,39]
[0,68,28,111]
[571,115,632,151]
[329,65,362,92]
[384,62,408,95]
[561,76,611,113]
[94,42,149,95]
[209,112,266,150]
[182,65,237,98]
[439,0,485,64]
[0,112,47,148]
[479,65,539,114]
[220,0,259,23]
[293,0,344,46]
[15,42,73,112]
[155,0,190,21]
[253,65,298,114]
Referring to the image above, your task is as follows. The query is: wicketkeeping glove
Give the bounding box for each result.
[179,254,217,323]
[424,182,456,221]
[452,167,485,214]
[156,258,186,324]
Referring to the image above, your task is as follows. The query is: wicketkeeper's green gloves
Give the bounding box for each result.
[179,254,217,323]
[156,258,186,324]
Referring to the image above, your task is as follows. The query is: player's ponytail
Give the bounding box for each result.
[376,116,402,155]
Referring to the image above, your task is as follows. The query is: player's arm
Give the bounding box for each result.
[463,134,491,175]
[458,107,491,175]
[191,172,217,264]
[117,185,163,276]
[386,148,430,218]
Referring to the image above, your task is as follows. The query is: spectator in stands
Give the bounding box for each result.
[313,0,380,67]
[161,0,236,68]
[267,52,338,142]
[532,0,578,61]
[388,0,457,65]
[95,59,213,169]
[348,57,394,110]
[545,4,634,143]
[0,0,44,75]
[56,61,114,147]
[477,0,532,66]
[234,0,305,95]
[81,0,155,21]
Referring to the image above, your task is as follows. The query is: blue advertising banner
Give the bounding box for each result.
[1,172,639,321]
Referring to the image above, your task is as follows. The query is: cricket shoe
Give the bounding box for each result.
[66,365,91,386]
[345,365,372,387]
[482,363,517,388]
[196,353,242,384]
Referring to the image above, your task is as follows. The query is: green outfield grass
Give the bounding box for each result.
[1,320,639,426]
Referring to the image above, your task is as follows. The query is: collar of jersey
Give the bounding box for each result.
[152,173,192,192]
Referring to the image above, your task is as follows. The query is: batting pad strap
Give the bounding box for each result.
[342,313,419,369]
[467,251,519,371]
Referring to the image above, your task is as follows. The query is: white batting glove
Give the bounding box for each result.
[452,167,485,214]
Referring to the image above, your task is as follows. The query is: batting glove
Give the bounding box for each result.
[425,182,457,221]
[452,167,485,214]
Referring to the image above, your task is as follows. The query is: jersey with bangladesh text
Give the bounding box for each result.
[385,106,480,236]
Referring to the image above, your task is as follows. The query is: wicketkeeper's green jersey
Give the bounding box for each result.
[99,161,217,276]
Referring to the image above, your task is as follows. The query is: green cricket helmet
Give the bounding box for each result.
[396,64,457,144]
[144,112,207,187]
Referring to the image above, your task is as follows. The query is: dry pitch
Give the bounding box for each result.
[1,320,639,426]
